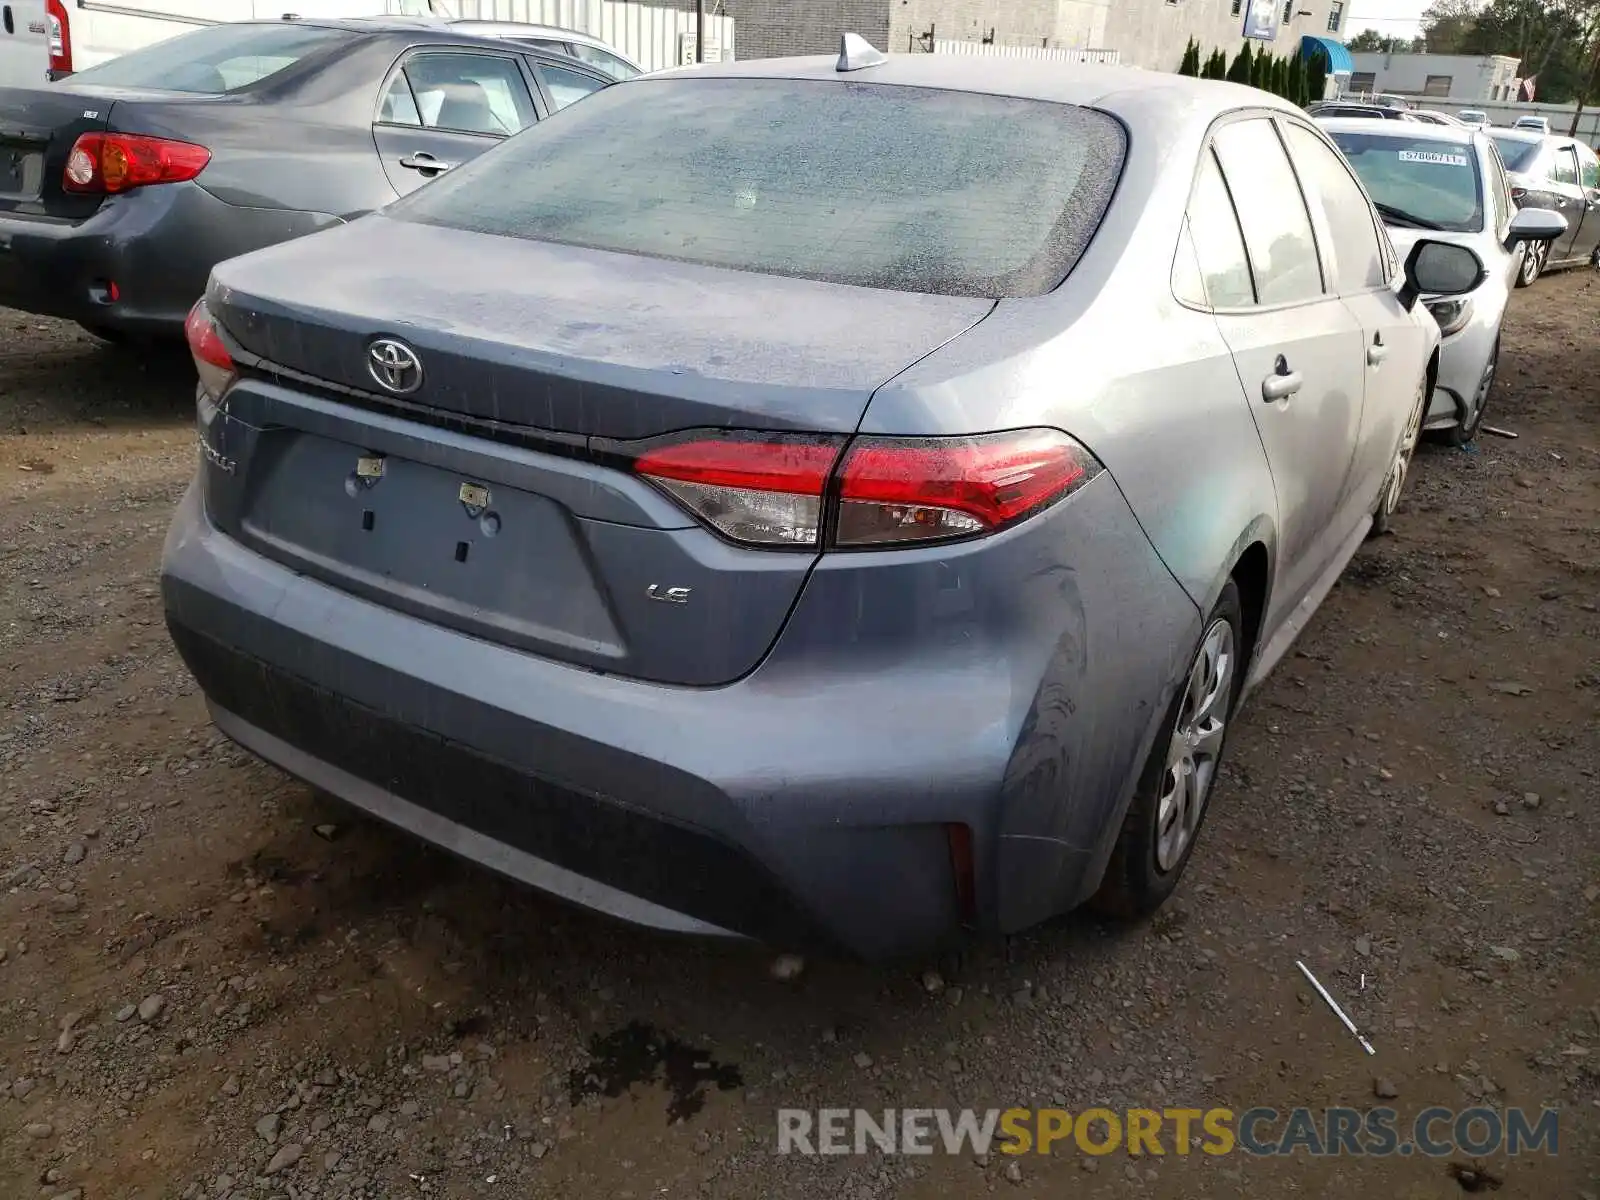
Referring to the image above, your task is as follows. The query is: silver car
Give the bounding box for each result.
[1319,119,1567,443]
[163,45,1481,957]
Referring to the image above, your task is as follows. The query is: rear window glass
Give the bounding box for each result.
[387,78,1127,297]
[66,23,349,94]
[1490,135,1542,172]
[1329,131,1484,232]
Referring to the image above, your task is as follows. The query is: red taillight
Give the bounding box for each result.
[634,434,844,546]
[836,429,1095,546]
[1511,186,1527,201]
[185,300,237,400]
[633,428,1101,550]
[62,133,211,195]
[46,0,71,76]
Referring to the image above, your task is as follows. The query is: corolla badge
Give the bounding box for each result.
[367,338,423,395]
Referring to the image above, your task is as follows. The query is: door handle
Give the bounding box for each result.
[1262,365,1303,402]
[1367,341,1388,366]
[399,152,453,174]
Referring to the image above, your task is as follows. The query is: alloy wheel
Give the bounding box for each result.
[1154,619,1234,873]
[1381,379,1427,520]
[1519,242,1544,286]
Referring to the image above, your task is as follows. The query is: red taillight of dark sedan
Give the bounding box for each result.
[63,132,211,195]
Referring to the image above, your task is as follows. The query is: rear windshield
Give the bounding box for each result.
[1329,131,1484,232]
[1491,135,1542,171]
[388,78,1127,297]
[65,23,350,94]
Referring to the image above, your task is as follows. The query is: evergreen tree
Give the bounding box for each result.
[1307,53,1328,103]
[1227,41,1252,85]
[1288,52,1307,106]
[1178,38,1200,76]
[1209,49,1228,79]
[1251,49,1269,90]
[1273,55,1288,98]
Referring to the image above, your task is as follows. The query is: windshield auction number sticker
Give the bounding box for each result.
[1398,150,1470,166]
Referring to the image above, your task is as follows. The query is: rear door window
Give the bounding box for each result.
[381,52,537,137]
[1184,149,1256,307]
[533,61,609,112]
[387,77,1128,298]
[1579,146,1600,189]
[1553,146,1580,186]
[61,22,350,93]
[1212,118,1325,305]
[564,42,641,80]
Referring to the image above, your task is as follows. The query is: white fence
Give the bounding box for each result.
[932,39,1120,66]
[442,0,734,72]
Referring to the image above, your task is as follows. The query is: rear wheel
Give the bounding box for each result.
[1371,375,1428,536]
[1440,339,1497,448]
[1515,241,1546,288]
[1093,582,1243,918]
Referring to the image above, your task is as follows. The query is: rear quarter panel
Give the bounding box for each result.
[98,34,404,218]
[866,89,1280,623]
[857,87,1281,922]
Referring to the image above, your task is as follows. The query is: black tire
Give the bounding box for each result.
[1515,241,1545,288]
[1093,581,1244,919]
[1439,339,1497,449]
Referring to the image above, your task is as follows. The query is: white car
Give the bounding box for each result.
[448,20,643,79]
[1457,109,1491,129]
[1513,115,1552,134]
[1320,118,1566,444]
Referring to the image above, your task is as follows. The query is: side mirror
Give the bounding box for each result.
[1504,206,1568,249]
[1399,240,1487,310]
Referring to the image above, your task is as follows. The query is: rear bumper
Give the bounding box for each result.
[162,462,1198,958]
[0,183,340,337]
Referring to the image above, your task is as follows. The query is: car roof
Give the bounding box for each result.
[649,50,1302,116]
[449,20,642,61]
[1491,128,1545,143]
[211,16,614,62]
[1317,117,1478,144]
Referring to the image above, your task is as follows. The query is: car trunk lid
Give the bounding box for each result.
[209,215,995,438]
[0,83,225,219]
[0,84,113,217]
[202,217,994,685]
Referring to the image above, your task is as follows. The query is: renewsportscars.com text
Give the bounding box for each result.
[776,1106,1559,1158]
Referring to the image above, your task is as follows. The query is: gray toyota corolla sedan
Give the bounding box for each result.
[162,40,1483,958]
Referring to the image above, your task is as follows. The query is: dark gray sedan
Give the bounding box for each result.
[0,18,612,341]
[163,44,1481,959]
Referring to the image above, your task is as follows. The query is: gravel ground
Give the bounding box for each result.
[1,279,1597,1200]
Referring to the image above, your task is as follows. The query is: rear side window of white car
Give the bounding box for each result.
[1212,119,1325,305]
[1279,122,1389,291]
[1185,150,1256,307]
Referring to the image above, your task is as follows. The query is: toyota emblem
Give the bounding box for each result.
[367,338,423,395]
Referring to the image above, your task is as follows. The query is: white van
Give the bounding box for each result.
[0,1,48,86]
[0,0,448,85]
